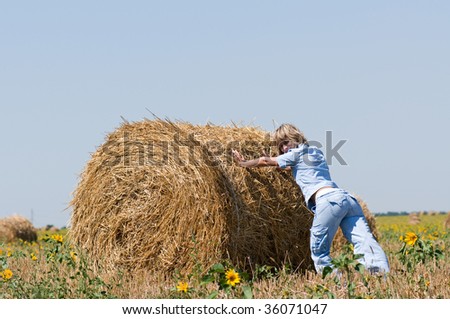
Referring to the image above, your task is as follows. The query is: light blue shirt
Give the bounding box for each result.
[276,144,338,209]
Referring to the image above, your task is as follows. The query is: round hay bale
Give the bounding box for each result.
[408,212,421,225]
[70,120,314,276]
[444,212,450,229]
[0,215,37,243]
[0,222,15,242]
[332,196,379,252]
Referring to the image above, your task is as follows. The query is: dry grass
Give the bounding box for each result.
[2,215,448,299]
[101,222,449,299]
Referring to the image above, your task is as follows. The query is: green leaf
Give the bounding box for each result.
[355,263,365,275]
[239,271,250,281]
[353,253,364,260]
[219,278,229,289]
[200,274,215,285]
[207,291,218,299]
[242,285,253,299]
[322,266,333,279]
[210,263,225,273]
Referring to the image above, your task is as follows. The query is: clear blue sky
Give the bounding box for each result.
[1,1,449,227]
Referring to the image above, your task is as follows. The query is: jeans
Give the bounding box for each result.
[309,189,390,274]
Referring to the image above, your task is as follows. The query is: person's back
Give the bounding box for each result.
[276,143,338,210]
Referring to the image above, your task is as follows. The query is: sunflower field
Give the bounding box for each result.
[1,213,448,299]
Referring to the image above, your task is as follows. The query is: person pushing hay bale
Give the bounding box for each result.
[0,215,37,243]
[70,119,381,276]
[70,119,315,276]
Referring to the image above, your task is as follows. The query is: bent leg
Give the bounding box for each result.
[340,198,390,273]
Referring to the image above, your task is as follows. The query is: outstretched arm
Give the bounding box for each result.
[232,149,279,168]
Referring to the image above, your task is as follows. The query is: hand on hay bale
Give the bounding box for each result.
[232,149,279,168]
[231,149,245,163]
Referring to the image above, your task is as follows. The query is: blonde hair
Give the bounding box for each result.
[272,123,308,154]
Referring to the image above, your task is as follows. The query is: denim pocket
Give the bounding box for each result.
[326,196,344,207]
[325,195,348,218]
[310,227,329,255]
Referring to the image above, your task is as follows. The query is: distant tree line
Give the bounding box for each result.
[374,211,448,216]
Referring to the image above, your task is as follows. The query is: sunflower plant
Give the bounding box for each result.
[0,245,12,282]
[0,234,117,298]
[398,231,444,272]
[322,244,366,299]
[200,263,252,299]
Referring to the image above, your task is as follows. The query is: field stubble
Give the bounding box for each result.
[1,214,449,299]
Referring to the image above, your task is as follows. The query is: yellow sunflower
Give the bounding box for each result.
[176,281,189,293]
[1,269,13,281]
[404,232,418,246]
[225,269,241,287]
[51,234,64,243]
